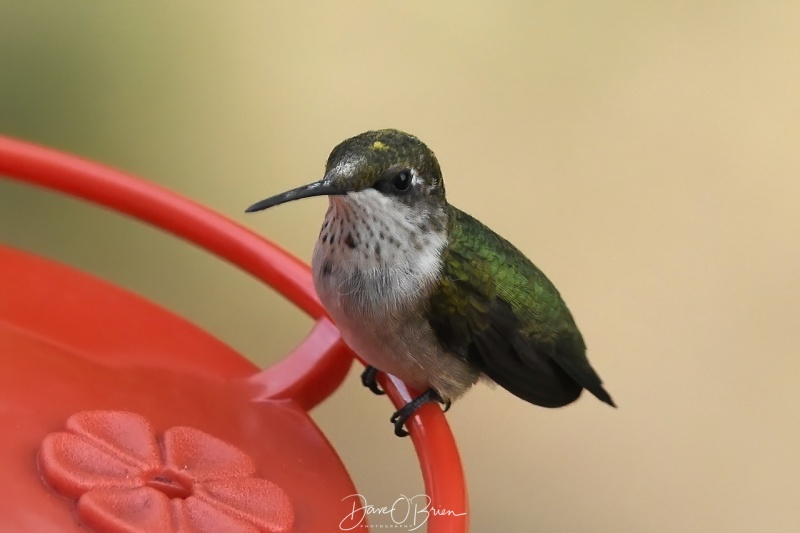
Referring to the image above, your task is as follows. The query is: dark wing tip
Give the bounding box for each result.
[590,384,616,408]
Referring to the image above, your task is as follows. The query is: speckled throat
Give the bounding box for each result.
[312,189,447,316]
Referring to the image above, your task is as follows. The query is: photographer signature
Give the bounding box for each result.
[339,493,466,531]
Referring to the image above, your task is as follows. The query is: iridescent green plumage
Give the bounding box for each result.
[429,205,615,407]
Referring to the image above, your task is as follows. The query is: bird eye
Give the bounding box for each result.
[392,170,412,192]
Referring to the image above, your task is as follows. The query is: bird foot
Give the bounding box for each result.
[360,366,385,396]
[390,388,449,437]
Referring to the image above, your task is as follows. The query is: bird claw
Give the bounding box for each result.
[390,388,449,437]
[360,366,385,395]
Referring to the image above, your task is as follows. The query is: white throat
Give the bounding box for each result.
[311,189,447,317]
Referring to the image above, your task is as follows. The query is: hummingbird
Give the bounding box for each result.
[246,129,614,437]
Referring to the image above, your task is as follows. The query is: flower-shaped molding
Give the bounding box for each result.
[38,410,294,532]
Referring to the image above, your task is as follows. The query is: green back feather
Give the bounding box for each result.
[428,205,615,407]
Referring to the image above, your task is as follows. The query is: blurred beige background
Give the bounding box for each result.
[1,2,799,531]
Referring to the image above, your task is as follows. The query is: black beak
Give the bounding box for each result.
[245,179,344,213]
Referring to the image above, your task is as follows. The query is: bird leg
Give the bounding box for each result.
[360,365,385,395]
[390,388,450,437]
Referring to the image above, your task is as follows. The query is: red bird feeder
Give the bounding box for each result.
[0,136,467,532]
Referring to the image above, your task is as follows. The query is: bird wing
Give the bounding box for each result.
[428,207,614,408]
